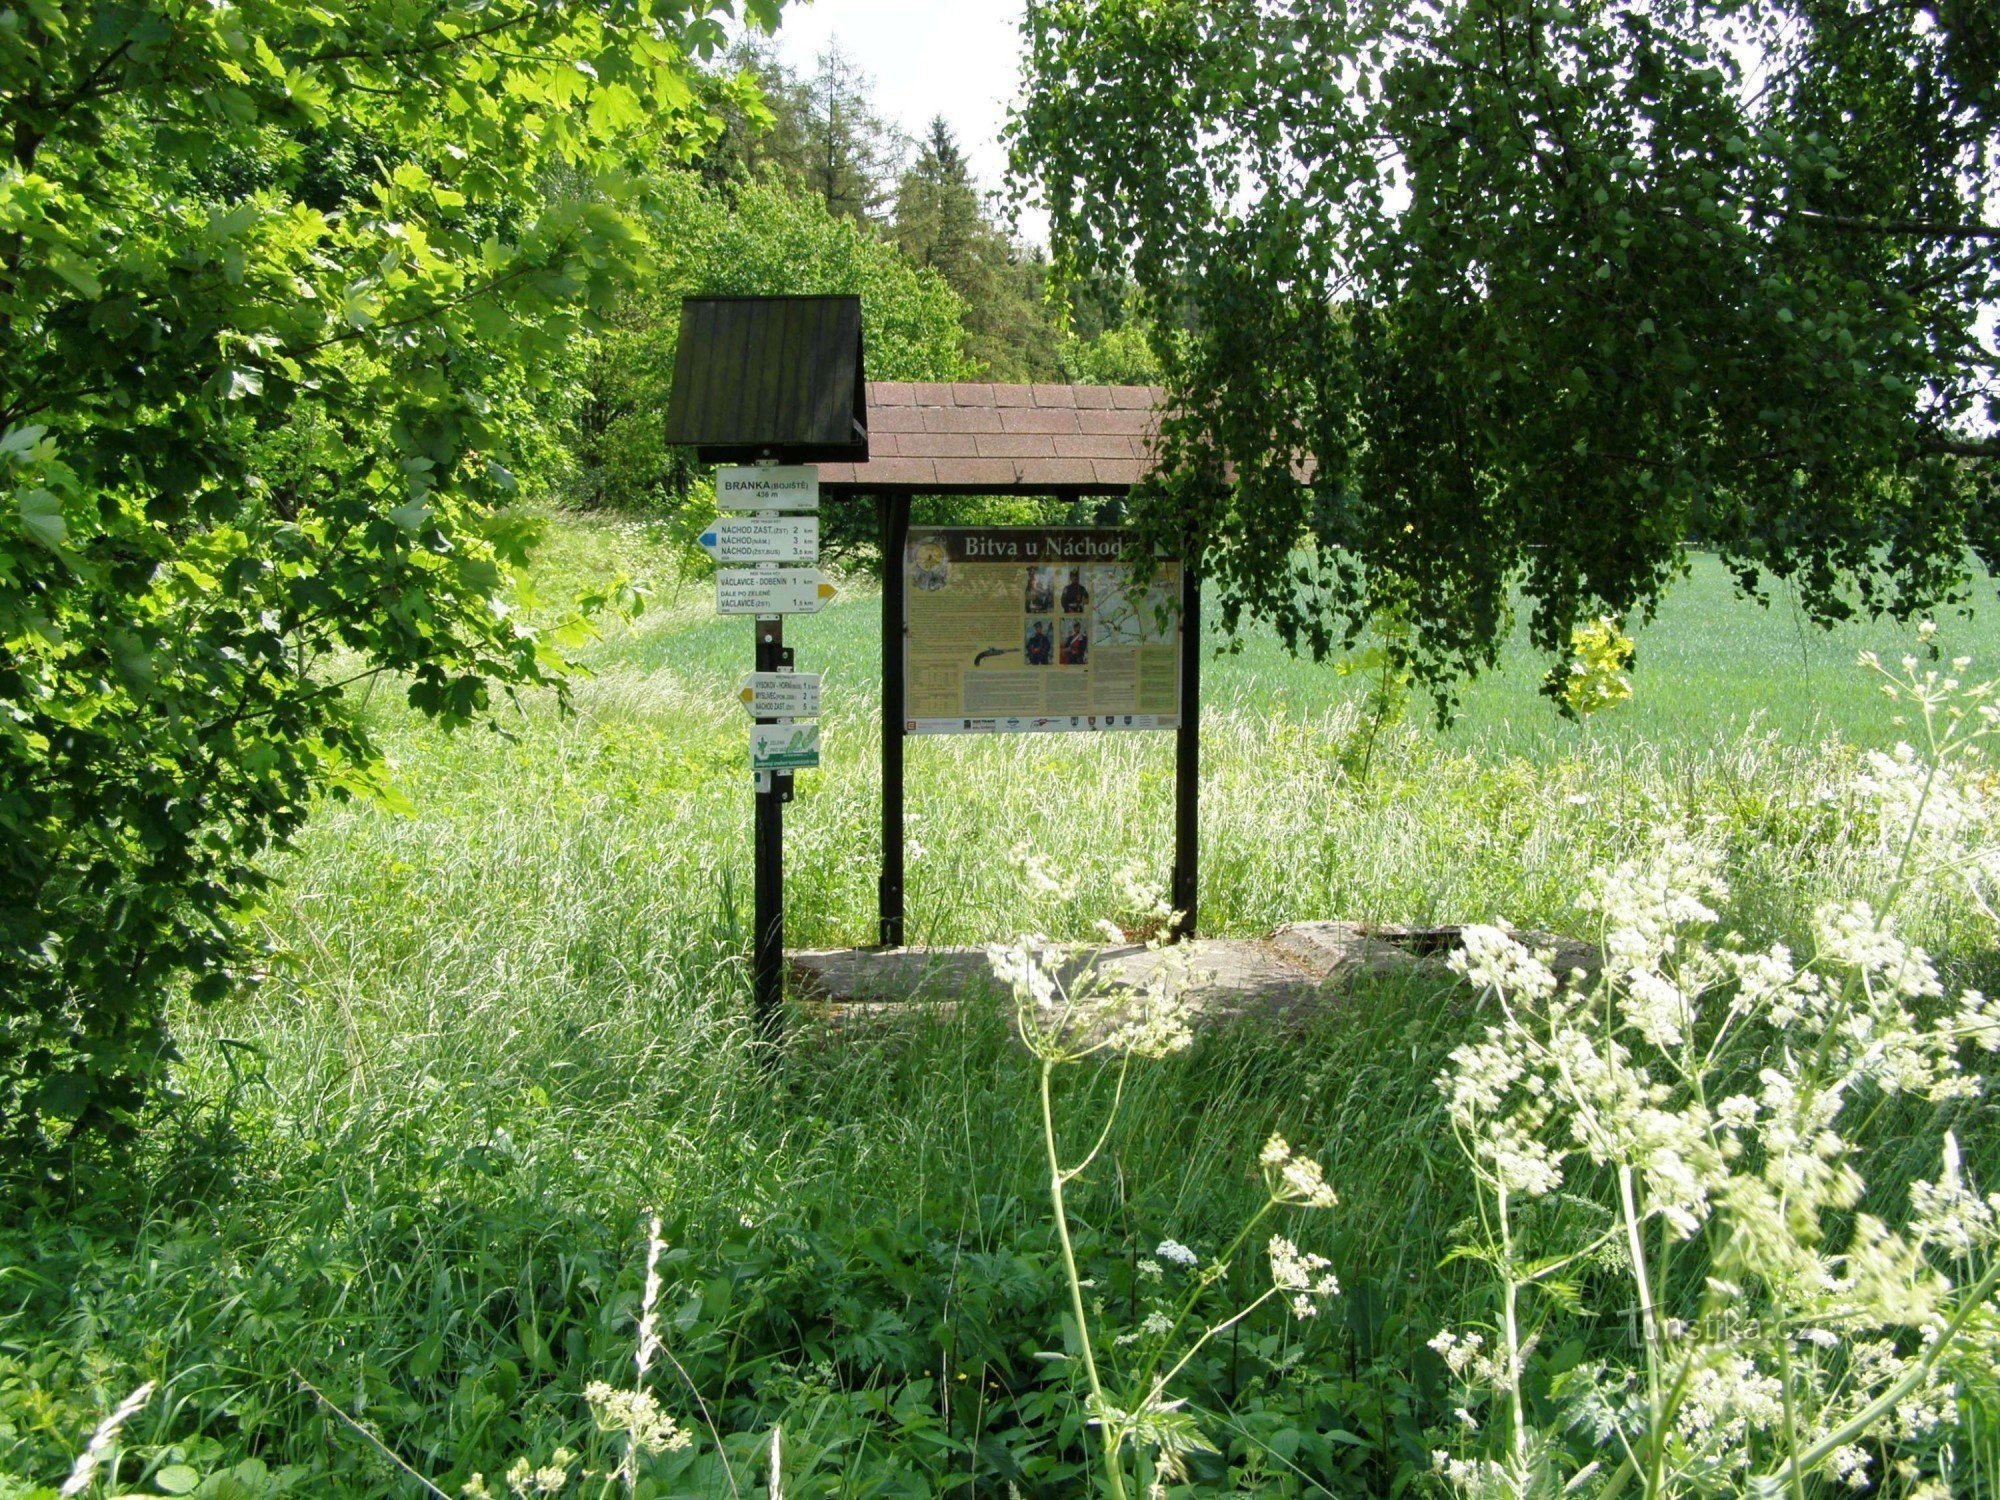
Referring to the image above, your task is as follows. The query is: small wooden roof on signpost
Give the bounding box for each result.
[661,295,869,463]
[817,382,1164,495]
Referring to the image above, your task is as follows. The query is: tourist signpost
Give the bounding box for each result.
[715,464,820,512]
[750,722,822,772]
[713,463,827,1015]
[660,294,867,1044]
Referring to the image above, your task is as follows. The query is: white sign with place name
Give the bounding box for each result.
[716,568,836,616]
[751,721,821,772]
[716,465,819,513]
[738,672,822,718]
[698,515,819,564]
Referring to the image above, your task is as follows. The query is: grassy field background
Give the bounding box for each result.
[6,511,1998,1497]
[354,511,2000,954]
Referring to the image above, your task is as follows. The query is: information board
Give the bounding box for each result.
[903,527,1181,735]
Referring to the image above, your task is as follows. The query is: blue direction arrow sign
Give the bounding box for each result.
[697,515,819,564]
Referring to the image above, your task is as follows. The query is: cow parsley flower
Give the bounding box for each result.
[1621,968,1691,1049]
[1267,1235,1339,1317]
[586,1383,690,1456]
[1909,1132,2000,1255]
[1259,1134,1338,1207]
[1449,924,1558,1001]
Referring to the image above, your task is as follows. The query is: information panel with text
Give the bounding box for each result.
[903,527,1182,735]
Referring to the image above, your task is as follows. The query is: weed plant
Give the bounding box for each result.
[6,514,2000,1496]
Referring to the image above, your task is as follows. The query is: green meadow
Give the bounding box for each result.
[8,512,1999,1497]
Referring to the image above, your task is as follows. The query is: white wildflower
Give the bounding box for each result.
[1716,1094,1758,1129]
[1440,1032,1525,1127]
[586,1382,691,1455]
[1675,1355,1784,1447]
[1267,1235,1339,1317]
[1620,967,1692,1049]
[1955,989,2000,1051]
[1475,1121,1565,1198]
[1583,832,1727,972]
[1428,1328,1484,1378]
[1017,846,1074,900]
[1268,1148,1339,1209]
[1828,1444,1872,1488]
[1432,1450,1510,1496]
[1155,1238,1197,1268]
[1909,1132,1999,1255]
[1450,923,1558,1001]
[1814,901,1941,1002]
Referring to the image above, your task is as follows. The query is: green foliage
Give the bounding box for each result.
[1334,605,1416,783]
[894,119,1066,383]
[0,0,781,1150]
[1551,615,1636,718]
[700,46,1155,391]
[703,42,905,225]
[1012,0,2000,700]
[1056,319,1163,387]
[10,519,2000,1496]
[563,170,968,536]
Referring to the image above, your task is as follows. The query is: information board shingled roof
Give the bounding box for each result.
[818,382,1163,494]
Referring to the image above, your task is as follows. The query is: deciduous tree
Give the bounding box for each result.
[0,0,781,1149]
[1012,0,2000,698]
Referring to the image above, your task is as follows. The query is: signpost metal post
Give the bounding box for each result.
[1171,562,1201,939]
[878,492,909,947]
[752,614,790,1044]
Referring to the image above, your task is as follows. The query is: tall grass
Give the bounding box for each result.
[5,512,1996,1497]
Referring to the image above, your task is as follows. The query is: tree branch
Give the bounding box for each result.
[1919,436,2000,458]
[306,11,543,65]
[1782,207,2000,242]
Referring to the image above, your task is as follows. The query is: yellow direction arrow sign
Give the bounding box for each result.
[716,568,837,616]
[738,673,822,718]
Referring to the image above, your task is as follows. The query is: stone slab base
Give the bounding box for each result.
[788,922,1595,1027]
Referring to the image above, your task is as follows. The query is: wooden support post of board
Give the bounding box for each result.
[878,492,910,948]
[1170,562,1200,940]
[753,615,792,1042]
